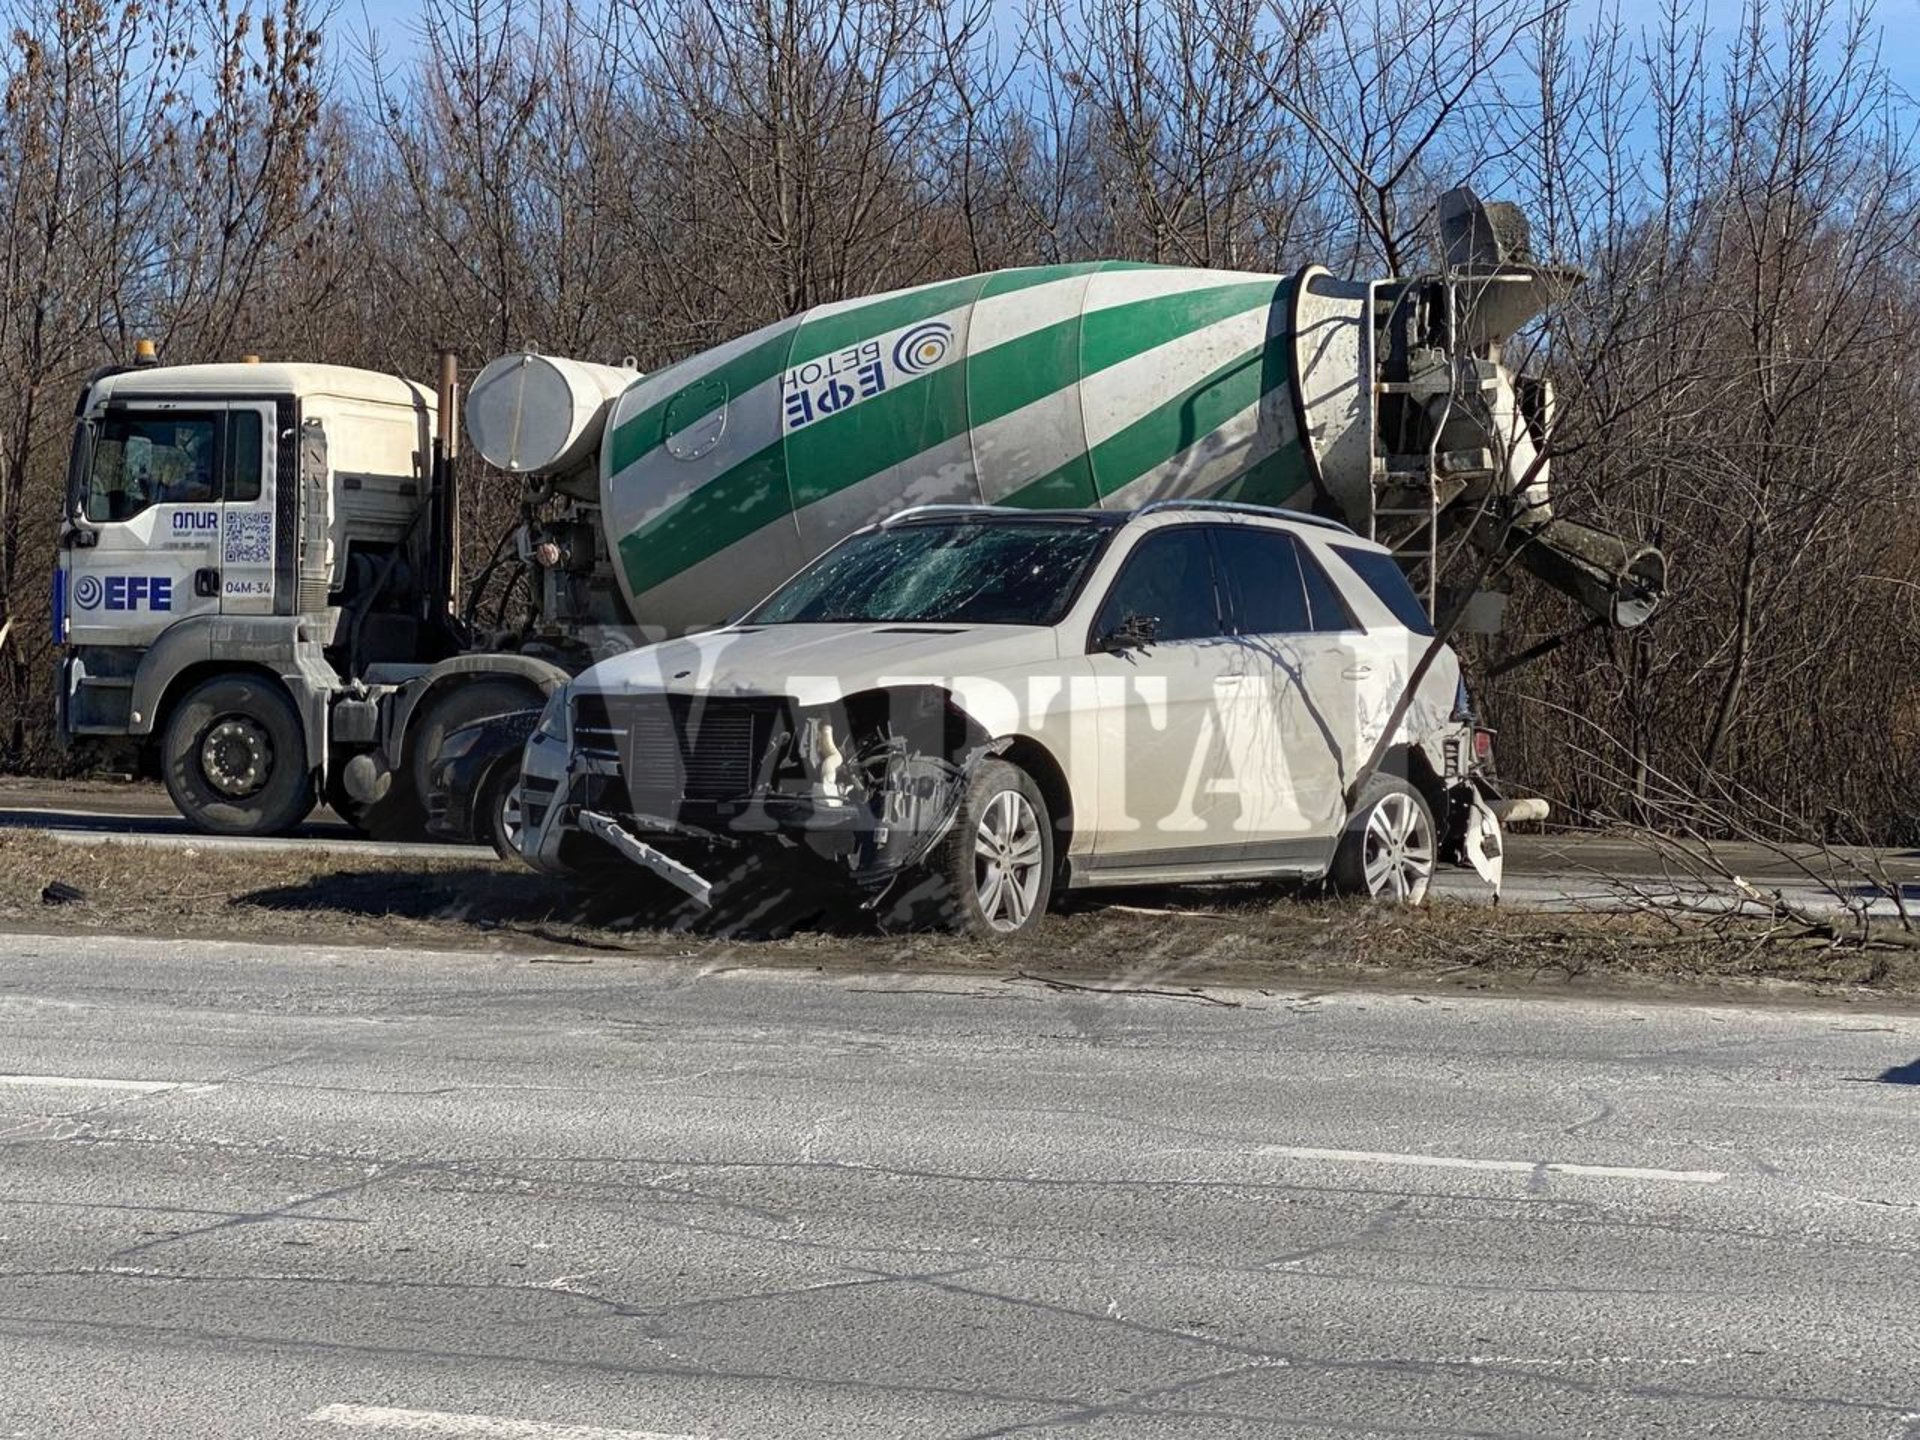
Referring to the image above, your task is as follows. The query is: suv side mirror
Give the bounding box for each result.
[1097,612,1160,653]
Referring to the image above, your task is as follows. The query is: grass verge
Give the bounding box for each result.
[2,830,1915,1004]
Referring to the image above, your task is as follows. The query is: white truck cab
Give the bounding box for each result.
[60,362,431,647]
[54,356,566,836]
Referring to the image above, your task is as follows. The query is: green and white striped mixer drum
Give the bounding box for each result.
[599,262,1354,634]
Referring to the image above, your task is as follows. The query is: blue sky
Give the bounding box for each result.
[331,0,1920,103]
[1584,0,1920,98]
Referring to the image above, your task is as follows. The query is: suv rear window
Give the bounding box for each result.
[1330,545,1434,636]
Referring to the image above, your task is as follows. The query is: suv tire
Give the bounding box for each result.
[887,758,1054,938]
[478,761,525,861]
[1330,772,1436,904]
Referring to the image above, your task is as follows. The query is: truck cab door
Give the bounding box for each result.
[62,405,226,647]
[60,402,281,645]
[215,402,278,615]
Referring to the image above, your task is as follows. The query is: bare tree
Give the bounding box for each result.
[1252,0,1551,271]
[1020,0,1321,268]
[613,0,973,321]
[0,0,333,762]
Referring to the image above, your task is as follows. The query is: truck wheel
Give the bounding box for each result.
[1329,773,1436,904]
[162,675,316,837]
[409,679,545,815]
[883,759,1053,939]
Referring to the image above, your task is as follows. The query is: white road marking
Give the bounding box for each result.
[306,1404,718,1440]
[1449,1352,1718,1367]
[0,1074,188,1094]
[1257,1144,1725,1184]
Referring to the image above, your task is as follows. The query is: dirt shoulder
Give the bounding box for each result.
[9,774,1920,886]
[0,775,178,812]
[4,830,1916,1009]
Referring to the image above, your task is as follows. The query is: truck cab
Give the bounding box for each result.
[53,359,547,835]
[59,360,434,650]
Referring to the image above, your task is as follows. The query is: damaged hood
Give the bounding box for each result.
[572,623,1066,707]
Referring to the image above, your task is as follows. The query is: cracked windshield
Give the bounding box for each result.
[747,518,1107,625]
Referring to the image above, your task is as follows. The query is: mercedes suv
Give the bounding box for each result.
[516,502,1502,935]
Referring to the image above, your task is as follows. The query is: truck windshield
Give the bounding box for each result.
[84,412,219,522]
[747,518,1109,627]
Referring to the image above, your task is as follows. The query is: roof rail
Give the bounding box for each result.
[879,503,1118,527]
[1132,498,1356,534]
[879,504,999,526]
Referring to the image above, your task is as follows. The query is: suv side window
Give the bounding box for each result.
[1330,544,1434,636]
[85,412,220,522]
[1093,527,1224,644]
[1212,526,1311,634]
[1298,544,1359,632]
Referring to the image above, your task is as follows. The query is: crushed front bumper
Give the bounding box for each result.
[516,721,979,909]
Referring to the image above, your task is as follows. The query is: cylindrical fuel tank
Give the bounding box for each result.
[598,262,1334,633]
[467,353,639,484]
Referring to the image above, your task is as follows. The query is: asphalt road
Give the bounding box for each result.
[2,933,1917,1438]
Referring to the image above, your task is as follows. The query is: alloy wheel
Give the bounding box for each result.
[497,786,524,852]
[973,789,1045,933]
[1361,790,1435,903]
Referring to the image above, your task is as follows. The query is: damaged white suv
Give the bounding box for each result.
[516,502,1502,935]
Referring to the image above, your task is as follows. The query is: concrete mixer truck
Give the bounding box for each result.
[49,188,1663,840]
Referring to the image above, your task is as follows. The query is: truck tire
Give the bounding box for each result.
[161,675,316,837]
[407,679,545,822]
[882,758,1053,939]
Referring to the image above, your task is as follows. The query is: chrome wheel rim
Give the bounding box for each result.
[974,789,1044,933]
[1361,791,1434,903]
[200,717,272,799]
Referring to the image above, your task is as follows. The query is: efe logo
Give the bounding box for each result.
[71,574,173,612]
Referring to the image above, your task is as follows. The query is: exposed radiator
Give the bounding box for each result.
[573,693,781,804]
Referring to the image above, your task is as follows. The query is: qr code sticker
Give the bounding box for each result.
[224,512,272,567]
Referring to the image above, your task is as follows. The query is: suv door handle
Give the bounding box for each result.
[1342,665,1373,680]
[194,567,220,598]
